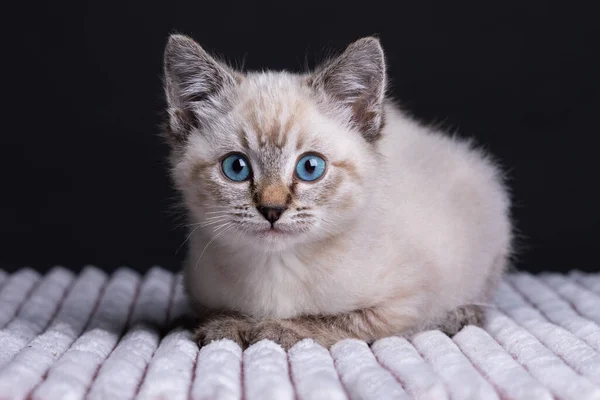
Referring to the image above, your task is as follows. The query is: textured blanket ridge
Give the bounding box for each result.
[0,267,599,400]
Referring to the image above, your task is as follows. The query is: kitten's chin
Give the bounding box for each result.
[243,225,309,250]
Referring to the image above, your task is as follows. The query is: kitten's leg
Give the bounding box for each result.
[423,255,504,337]
[245,305,487,349]
[430,304,486,336]
[194,310,255,347]
[195,305,486,350]
[245,308,416,350]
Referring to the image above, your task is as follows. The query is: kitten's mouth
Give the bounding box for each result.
[256,226,294,237]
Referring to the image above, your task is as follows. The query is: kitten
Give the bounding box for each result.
[163,34,513,350]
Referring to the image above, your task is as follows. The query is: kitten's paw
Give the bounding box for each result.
[194,315,252,348]
[439,304,486,336]
[246,320,304,350]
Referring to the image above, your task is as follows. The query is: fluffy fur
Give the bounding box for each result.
[162,34,513,349]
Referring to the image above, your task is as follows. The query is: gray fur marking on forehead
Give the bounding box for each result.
[234,72,311,152]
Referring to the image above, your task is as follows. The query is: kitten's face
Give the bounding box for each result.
[164,36,386,250]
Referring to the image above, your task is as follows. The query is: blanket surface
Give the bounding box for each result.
[0,266,599,400]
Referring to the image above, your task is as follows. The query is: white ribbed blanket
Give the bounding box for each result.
[0,267,599,400]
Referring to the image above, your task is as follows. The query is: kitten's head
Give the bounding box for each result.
[163,35,387,251]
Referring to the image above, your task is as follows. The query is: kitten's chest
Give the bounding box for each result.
[245,256,320,318]
[189,248,369,319]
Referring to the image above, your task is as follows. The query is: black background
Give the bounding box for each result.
[3,0,598,274]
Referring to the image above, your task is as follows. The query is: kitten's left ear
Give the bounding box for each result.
[311,37,387,142]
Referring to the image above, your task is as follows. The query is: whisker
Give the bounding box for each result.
[317,225,335,237]
[214,220,234,233]
[320,220,338,230]
[204,215,230,221]
[185,214,240,228]
[234,224,245,247]
[319,217,342,234]
[194,224,235,269]
[176,215,235,253]
[201,204,248,210]
[199,219,230,229]
[175,223,203,255]
[212,221,232,232]
[182,222,203,228]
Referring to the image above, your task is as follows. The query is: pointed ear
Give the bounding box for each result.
[311,37,387,142]
[163,34,239,144]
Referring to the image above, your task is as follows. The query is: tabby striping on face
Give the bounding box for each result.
[163,35,513,350]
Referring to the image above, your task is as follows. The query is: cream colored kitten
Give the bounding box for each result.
[163,34,512,349]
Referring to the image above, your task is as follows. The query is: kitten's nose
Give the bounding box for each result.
[258,206,286,225]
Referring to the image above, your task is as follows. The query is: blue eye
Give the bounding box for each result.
[295,154,326,182]
[221,153,251,181]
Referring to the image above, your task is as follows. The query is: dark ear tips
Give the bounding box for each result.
[164,34,201,60]
[165,34,197,50]
[163,34,208,78]
[165,34,183,50]
[350,36,383,51]
[166,33,190,45]
[344,36,386,74]
[312,37,387,142]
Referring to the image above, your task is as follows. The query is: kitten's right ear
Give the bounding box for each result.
[163,34,238,144]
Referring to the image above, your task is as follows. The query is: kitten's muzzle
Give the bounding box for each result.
[257,205,286,225]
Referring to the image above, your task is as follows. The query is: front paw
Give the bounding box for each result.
[194,315,253,347]
[246,320,304,350]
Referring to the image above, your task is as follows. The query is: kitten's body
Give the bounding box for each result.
[164,35,512,348]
